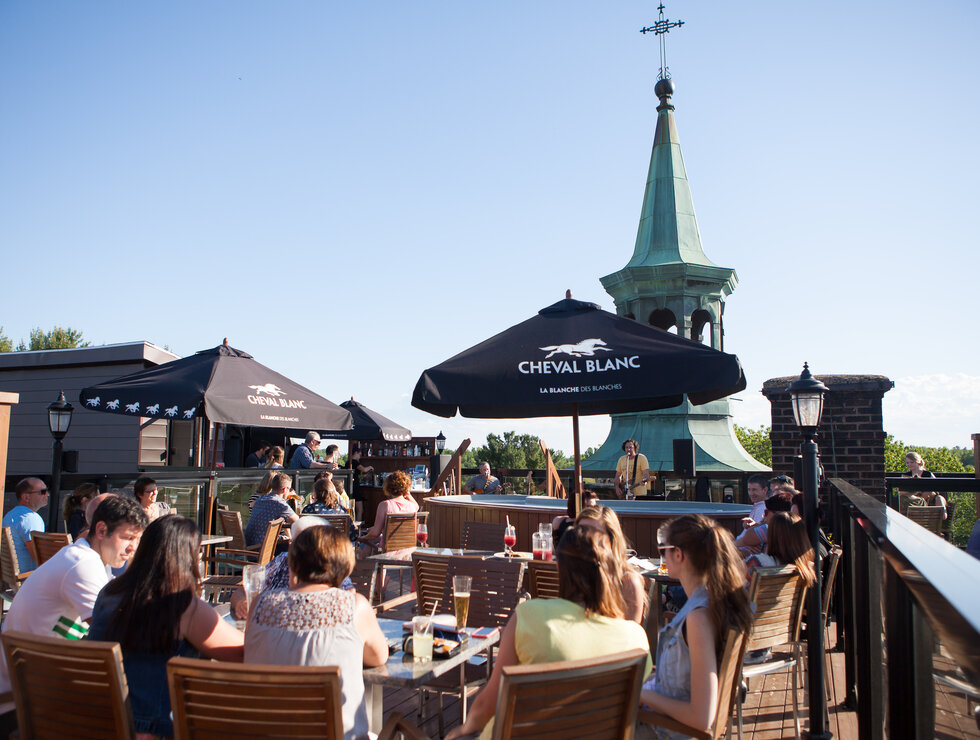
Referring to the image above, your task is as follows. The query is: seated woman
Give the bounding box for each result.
[576,505,646,623]
[133,476,171,523]
[302,479,357,541]
[744,512,816,588]
[89,516,244,738]
[358,471,419,550]
[244,525,388,740]
[248,470,277,510]
[63,482,98,540]
[445,524,652,740]
[735,489,794,556]
[264,445,285,469]
[638,514,754,738]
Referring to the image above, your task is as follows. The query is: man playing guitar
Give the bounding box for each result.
[615,439,650,499]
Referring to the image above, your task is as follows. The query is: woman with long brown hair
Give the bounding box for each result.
[89,516,243,737]
[639,514,754,737]
[576,505,645,622]
[446,524,652,740]
[744,512,816,588]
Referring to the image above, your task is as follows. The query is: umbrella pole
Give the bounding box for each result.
[572,403,583,517]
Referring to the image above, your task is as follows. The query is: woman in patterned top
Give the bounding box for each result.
[244,525,387,740]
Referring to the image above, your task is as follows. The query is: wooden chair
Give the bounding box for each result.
[411,550,451,617]
[167,657,344,739]
[493,648,649,739]
[1,630,136,739]
[1,527,32,618]
[524,560,559,600]
[736,566,808,740]
[639,627,749,740]
[216,508,254,551]
[906,505,944,535]
[421,556,527,736]
[202,517,283,602]
[364,513,420,604]
[308,513,355,534]
[30,532,72,566]
[460,520,507,551]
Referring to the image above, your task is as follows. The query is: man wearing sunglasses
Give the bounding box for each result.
[2,478,49,570]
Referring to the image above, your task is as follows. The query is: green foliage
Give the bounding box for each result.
[734,424,772,468]
[465,431,572,471]
[0,327,11,353]
[884,435,968,473]
[580,446,598,462]
[949,492,975,547]
[950,446,976,472]
[13,326,90,351]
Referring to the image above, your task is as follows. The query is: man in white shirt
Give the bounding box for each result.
[0,496,148,731]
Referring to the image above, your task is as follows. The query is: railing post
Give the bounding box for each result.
[884,565,935,739]
[851,520,884,739]
[838,502,856,707]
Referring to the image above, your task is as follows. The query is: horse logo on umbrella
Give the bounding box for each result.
[540,338,613,359]
[248,383,286,397]
[86,396,100,407]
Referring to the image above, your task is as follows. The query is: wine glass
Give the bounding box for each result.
[503,525,516,556]
[416,522,428,548]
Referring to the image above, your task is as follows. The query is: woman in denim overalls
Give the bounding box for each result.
[639,514,754,739]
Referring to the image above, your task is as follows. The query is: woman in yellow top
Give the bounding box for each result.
[445,524,652,740]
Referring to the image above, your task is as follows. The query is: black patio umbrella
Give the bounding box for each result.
[412,295,747,511]
[79,340,352,434]
[331,398,412,442]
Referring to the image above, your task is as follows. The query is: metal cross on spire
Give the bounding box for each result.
[640,3,684,81]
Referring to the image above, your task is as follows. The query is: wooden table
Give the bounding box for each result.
[200,534,233,547]
[363,618,500,734]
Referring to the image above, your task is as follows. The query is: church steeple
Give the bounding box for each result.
[600,77,737,347]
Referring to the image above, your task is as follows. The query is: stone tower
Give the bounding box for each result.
[583,78,767,473]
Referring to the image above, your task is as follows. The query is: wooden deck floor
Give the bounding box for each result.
[352,559,979,739]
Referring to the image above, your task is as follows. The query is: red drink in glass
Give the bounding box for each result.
[417,532,428,545]
[542,549,553,561]
[504,535,516,548]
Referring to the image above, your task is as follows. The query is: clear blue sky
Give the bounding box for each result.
[2,1,978,455]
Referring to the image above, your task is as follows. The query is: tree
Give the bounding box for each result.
[884,435,967,474]
[12,326,90,351]
[734,424,772,468]
[0,327,11,353]
[465,431,572,471]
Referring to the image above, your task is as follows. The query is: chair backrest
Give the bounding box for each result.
[906,505,944,534]
[637,626,749,740]
[2,630,135,739]
[383,514,418,552]
[256,518,284,565]
[167,656,344,740]
[491,648,648,740]
[746,565,807,651]
[1,527,26,590]
[443,556,525,629]
[217,509,247,549]
[412,551,451,616]
[308,513,353,533]
[31,532,72,566]
[821,546,843,629]
[525,560,560,600]
[460,520,507,551]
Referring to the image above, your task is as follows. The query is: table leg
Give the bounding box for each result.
[368,563,380,606]
[367,683,383,733]
[460,662,467,723]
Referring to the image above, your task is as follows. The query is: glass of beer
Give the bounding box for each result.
[453,575,472,630]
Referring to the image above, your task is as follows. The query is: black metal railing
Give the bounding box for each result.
[828,478,980,739]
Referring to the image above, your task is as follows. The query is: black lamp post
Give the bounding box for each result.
[47,391,74,533]
[787,364,831,739]
[435,431,446,453]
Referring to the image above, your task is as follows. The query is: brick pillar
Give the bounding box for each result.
[762,374,894,500]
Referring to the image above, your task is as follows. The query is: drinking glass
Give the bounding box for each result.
[412,616,434,661]
[532,532,543,560]
[453,575,472,630]
[416,522,428,548]
[541,533,554,561]
[537,522,552,537]
[503,525,516,556]
[242,564,266,614]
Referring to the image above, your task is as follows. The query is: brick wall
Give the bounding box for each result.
[762,374,894,500]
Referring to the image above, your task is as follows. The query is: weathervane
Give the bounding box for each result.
[640,3,684,81]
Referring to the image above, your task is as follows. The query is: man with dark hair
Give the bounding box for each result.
[614,439,649,499]
[0,496,148,729]
[2,477,49,570]
[322,444,340,471]
[245,440,271,468]
[742,474,771,529]
[244,472,298,546]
